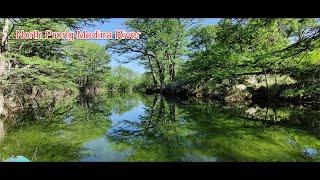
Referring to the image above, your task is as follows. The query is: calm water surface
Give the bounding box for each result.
[1,92,320,162]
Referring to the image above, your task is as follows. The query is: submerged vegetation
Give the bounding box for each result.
[0,18,320,162]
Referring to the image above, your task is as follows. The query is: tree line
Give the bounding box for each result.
[1,18,320,117]
[108,18,320,102]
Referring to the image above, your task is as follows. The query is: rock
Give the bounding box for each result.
[225,84,251,103]
[222,79,231,86]
[245,75,258,85]
[245,107,259,115]
[303,148,318,158]
[233,84,247,91]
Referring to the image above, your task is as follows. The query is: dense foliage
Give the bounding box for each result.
[1,18,320,162]
[1,17,320,117]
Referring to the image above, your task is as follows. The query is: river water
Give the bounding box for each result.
[1,92,320,162]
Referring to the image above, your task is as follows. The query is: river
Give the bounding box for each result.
[0,92,320,162]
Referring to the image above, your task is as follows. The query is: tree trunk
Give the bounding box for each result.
[147,57,158,87]
[169,19,181,83]
[151,70,158,87]
[0,18,10,116]
[1,18,10,55]
[264,70,270,101]
[169,62,175,82]
[154,58,165,94]
[159,67,165,93]
[158,95,164,119]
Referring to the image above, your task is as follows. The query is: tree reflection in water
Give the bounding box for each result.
[107,94,320,162]
[1,92,320,161]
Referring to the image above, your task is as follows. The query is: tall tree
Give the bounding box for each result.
[107,18,191,92]
[66,40,110,92]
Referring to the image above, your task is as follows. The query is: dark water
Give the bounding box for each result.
[1,92,320,162]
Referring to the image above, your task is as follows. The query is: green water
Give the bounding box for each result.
[1,92,320,162]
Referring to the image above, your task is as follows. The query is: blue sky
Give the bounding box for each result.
[83,18,219,74]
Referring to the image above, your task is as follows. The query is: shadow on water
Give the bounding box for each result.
[104,94,320,162]
[1,92,320,161]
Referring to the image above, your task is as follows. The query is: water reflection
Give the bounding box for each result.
[0,92,320,162]
[80,137,133,162]
[104,94,320,162]
[240,102,320,137]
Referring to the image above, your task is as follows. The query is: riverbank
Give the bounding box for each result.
[145,73,320,109]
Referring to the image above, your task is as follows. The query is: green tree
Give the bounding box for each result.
[107,18,192,92]
[105,65,141,92]
[66,40,110,92]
